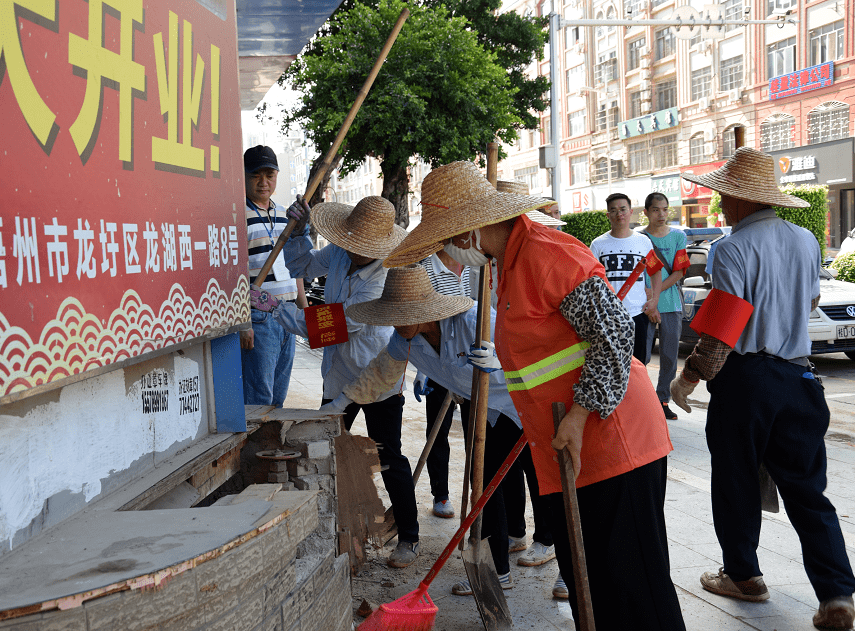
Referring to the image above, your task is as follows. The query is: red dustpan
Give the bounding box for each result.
[358,433,528,631]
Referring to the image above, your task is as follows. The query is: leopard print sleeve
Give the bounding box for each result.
[559,276,633,418]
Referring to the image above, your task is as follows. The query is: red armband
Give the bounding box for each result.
[644,249,664,275]
[690,288,753,347]
[673,249,690,272]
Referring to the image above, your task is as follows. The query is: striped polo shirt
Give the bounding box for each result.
[246,199,298,301]
[418,254,471,297]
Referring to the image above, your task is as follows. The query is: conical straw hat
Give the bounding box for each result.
[345,265,474,326]
[496,180,565,226]
[681,147,809,209]
[384,162,552,268]
[312,196,407,259]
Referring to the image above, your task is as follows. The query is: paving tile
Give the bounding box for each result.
[676,589,760,630]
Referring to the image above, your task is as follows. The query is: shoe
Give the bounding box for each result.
[552,574,569,599]
[662,402,678,420]
[387,541,420,568]
[700,568,770,602]
[452,572,513,596]
[813,595,854,630]
[518,541,556,567]
[432,499,455,518]
[508,535,527,553]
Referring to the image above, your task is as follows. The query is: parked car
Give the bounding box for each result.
[680,228,855,359]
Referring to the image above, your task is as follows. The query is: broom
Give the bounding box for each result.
[358,433,528,631]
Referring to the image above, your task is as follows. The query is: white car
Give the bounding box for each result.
[680,229,855,359]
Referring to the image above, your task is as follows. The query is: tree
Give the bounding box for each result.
[280,0,522,226]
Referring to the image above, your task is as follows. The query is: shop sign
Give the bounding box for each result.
[0,0,246,400]
[571,190,592,212]
[680,161,726,200]
[778,155,818,184]
[770,61,834,101]
[651,174,682,207]
[618,108,679,140]
[770,138,855,187]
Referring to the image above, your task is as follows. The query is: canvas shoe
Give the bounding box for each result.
[813,595,854,630]
[432,499,455,518]
[517,541,556,567]
[387,540,420,568]
[552,574,569,599]
[508,535,527,553]
[700,568,770,602]
[661,402,678,420]
[452,571,513,596]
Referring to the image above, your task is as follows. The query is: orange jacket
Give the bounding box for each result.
[494,215,673,493]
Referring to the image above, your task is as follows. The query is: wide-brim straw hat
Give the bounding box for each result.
[496,180,565,226]
[346,265,474,326]
[312,196,407,259]
[384,162,552,267]
[682,147,809,209]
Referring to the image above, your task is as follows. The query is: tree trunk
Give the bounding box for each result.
[380,159,410,229]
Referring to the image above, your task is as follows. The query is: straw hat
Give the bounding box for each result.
[496,180,565,226]
[384,162,552,267]
[312,196,407,259]
[345,265,474,326]
[681,147,809,209]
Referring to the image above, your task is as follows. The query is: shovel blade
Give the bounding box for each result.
[759,462,780,513]
[461,537,513,631]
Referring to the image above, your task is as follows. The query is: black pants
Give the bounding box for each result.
[706,353,855,600]
[503,442,553,547]
[633,312,652,364]
[547,457,686,631]
[322,393,419,543]
[461,411,524,575]
[424,381,456,502]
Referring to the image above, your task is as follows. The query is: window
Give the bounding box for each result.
[626,0,645,15]
[630,91,644,118]
[652,134,678,168]
[691,67,712,100]
[761,115,795,151]
[591,158,623,182]
[652,0,670,7]
[723,0,743,32]
[596,102,620,131]
[514,165,538,191]
[810,21,844,66]
[565,25,581,48]
[654,28,675,60]
[720,55,744,91]
[606,6,616,33]
[570,156,588,185]
[542,116,551,145]
[568,109,586,136]
[722,125,743,158]
[595,11,605,39]
[689,133,706,164]
[657,78,677,110]
[767,0,797,17]
[767,37,795,79]
[628,140,651,173]
[808,101,850,144]
[566,64,585,90]
[627,38,646,71]
[595,52,618,84]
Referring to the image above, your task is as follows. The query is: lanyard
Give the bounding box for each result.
[247,198,277,246]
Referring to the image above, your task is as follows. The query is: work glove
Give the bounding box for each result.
[413,371,433,403]
[250,286,279,312]
[467,341,502,373]
[287,194,311,234]
[670,374,698,414]
[319,392,353,415]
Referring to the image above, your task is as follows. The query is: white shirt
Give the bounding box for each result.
[589,231,652,317]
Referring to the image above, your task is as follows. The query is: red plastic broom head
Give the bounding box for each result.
[357,585,437,631]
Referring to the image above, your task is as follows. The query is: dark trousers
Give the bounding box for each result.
[461,411,524,575]
[633,312,652,364]
[424,381,455,502]
[322,393,419,543]
[547,457,686,631]
[503,442,553,546]
[706,353,855,600]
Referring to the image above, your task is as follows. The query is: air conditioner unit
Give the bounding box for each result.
[639,46,650,57]
[640,57,650,69]
[640,102,652,114]
[640,79,650,92]
[698,97,711,111]
[729,89,742,103]
[703,128,714,142]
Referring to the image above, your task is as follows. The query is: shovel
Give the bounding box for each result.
[552,402,596,631]
[460,141,513,631]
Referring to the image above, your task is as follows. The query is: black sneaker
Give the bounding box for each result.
[662,402,678,420]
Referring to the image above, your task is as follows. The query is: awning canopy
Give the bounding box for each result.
[237,0,344,110]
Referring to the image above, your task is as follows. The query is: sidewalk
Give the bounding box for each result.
[286,339,855,630]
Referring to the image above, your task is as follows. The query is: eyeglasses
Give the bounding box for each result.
[607,208,631,215]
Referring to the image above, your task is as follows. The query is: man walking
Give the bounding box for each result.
[671,147,855,630]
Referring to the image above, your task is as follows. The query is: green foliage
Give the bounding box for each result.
[831,251,855,283]
[708,185,828,259]
[559,211,611,247]
[281,0,522,177]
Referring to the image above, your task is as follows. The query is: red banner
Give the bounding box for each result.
[304,304,349,349]
[681,161,725,200]
[0,0,246,401]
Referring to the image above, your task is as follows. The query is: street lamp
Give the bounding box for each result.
[579,85,614,195]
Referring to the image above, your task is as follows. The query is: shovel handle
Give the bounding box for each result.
[412,390,454,485]
[420,433,527,590]
[552,402,596,631]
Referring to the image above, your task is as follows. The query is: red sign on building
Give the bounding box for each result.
[0,0,246,401]
[681,161,726,199]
